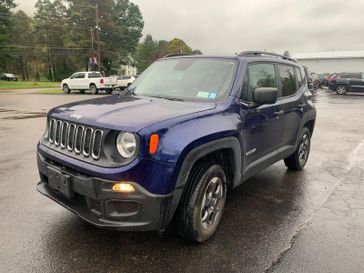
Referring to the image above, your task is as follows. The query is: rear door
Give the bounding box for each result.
[279,65,304,148]
[240,62,284,168]
[348,73,364,92]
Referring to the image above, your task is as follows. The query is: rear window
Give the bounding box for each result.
[339,73,361,79]
[88,72,102,78]
[294,67,303,89]
[278,65,297,97]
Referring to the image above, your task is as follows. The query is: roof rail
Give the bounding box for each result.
[162,53,191,58]
[238,51,297,63]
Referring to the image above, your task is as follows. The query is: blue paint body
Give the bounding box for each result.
[38,56,316,195]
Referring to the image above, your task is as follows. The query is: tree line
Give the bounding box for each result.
[0,0,201,81]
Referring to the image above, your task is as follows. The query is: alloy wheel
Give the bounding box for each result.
[200,176,225,230]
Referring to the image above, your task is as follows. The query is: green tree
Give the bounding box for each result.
[135,36,198,73]
[135,34,158,72]
[165,38,192,54]
[65,0,143,75]
[0,0,17,72]
[34,0,68,81]
[10,10,33,80]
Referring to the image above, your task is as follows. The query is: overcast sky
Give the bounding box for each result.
[15,0,364,55]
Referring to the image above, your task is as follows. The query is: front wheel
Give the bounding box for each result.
[63,84,70,94]
[176,163,227,243]
[336,84,347,95]
[90,84,98,95]
[284,127,311,170]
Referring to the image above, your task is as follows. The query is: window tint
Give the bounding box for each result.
[88,72,101,78]
[71,73,85,79]
[340,73,361,79]
[294,67,303,89]
[278,65,297,97]
[241,63,277,102]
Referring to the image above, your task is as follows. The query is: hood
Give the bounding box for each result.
[50,95,216,132]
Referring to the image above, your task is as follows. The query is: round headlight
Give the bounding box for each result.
[116,132,137,159]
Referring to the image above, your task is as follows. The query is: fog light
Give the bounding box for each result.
[112,183,135,193]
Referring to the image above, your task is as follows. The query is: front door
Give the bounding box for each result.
[240,63,284,169]
[349,73,364,92]
[69,72,85,89]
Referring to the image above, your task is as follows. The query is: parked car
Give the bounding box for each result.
[0,73,17,81]
[311,72,320,90]
[61,71,117,94]
[116,75,135,89]
[36,51,316,242]
[326,73,339,88]
[303,66,314,92]
[329,72,364,94]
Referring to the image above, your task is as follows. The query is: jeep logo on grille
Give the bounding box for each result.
[70,113,82,120]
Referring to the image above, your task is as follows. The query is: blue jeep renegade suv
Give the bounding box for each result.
[37,51,316,242]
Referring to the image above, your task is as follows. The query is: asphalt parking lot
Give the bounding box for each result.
[0,89,364,273]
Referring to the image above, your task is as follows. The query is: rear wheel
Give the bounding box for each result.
[62,84,70,94]
[284,127,311,170]
[90,84,98,95]
[336,84,347,95]
[176,163,227,243]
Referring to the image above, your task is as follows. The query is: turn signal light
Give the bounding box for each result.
[112,183,135,193]
[149,134,159,155]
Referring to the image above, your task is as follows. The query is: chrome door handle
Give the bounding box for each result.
[273,110,284,116]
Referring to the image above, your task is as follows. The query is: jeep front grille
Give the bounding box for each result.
[48,118,103,160]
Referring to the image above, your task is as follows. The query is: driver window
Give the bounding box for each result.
[241,63,277,102]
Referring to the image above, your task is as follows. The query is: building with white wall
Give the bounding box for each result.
[292,51,364,74]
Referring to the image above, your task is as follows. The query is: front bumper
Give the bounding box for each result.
[37,153,181,231]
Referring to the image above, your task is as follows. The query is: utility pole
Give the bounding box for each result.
[95,1,101,72]
[90,27,94,52]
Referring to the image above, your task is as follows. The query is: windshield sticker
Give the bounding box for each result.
[196,91,210,98]
[208,93,217,99]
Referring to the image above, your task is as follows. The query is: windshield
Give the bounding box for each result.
[130,58,237,101]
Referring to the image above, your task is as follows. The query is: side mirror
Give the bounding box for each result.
[252,87,278,105]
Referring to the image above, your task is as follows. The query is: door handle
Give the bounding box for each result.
[273,110,284,116]
[297,103,306,112]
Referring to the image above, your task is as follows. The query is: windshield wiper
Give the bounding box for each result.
[149,95,184,102]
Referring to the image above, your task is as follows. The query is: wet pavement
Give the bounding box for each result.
[0,89,363,273]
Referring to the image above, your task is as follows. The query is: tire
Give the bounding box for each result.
[63,84,70,94]
[284,127,311,171]
[336,84,347,95]
[106,88,113,94]
[176,163,227,243]
[90,84,98,95]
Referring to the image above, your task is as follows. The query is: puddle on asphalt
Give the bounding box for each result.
[2,112,47,120]
[0,109,15,112]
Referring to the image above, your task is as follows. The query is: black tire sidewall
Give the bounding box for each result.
[90,84,98,94]
[191,164,227,242]
[63,84,70,94]
[336,85,347,95]
[296,127,311,169]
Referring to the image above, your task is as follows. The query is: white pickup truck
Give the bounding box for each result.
[61,71,117,94]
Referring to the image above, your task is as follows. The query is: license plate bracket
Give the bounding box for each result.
[47,167,73,199]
